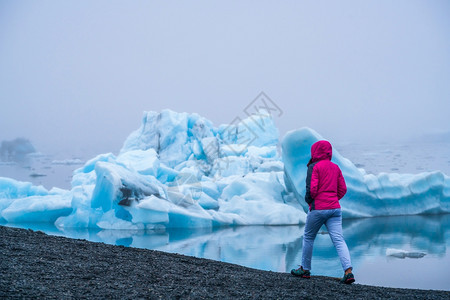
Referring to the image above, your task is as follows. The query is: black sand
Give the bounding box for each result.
[0,225,448,299]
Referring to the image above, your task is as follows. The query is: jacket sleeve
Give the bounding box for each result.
[310,166,320,200]
[337,169,347,200]
[305,164,315,204]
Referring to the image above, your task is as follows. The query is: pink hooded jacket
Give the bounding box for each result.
[305,140,347,210]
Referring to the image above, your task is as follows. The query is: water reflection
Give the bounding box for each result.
[5,214,450,291]
[344,214,449,257]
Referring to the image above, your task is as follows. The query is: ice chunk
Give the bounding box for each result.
[245,145,278,159]
[386,248,426,259]
[51,159,84,165]
[91,161,164,211]
[54,185,95,228]
[0,181,72,223]
[218,110,279,150]
[0,177,48,199]
[256,161,284,172]
[116,149,159,177]
[121,110,215,168]
[135,195,213,228]
[200,137,220,162]
[96,210,143,230]
[219,173,306,225]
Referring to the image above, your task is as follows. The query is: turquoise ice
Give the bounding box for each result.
[0,110,449,229]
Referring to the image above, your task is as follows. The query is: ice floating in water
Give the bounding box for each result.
[386,248,427,259]
[0,177,72,223]
[51,159,84,165]
[29,173,47,178]
[0,109,449,229]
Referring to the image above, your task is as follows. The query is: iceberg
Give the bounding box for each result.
[282,128,450,218]
[0,109,449,229]
[0,138,36,162]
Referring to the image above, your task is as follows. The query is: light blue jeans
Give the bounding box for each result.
[301,208,352,272]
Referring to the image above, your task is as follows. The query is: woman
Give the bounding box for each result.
[291,140,355,284]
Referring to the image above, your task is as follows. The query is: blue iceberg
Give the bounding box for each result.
[0,110,449,229]
[282,128,450,218]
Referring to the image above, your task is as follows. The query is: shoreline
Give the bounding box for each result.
[1,225,448,299]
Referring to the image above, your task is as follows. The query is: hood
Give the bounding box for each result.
[310,140,332,164]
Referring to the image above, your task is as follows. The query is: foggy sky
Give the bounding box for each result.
[1,0,449,158]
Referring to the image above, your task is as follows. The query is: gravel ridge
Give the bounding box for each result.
[1,225,448,299]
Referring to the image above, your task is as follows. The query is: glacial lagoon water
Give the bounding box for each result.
[5,213,450,291]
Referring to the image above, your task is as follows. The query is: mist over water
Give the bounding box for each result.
[336,140,450,176]
[1,1,449,157]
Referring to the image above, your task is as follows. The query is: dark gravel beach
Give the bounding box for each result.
[1,225,448,299]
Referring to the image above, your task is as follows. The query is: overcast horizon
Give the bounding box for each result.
[1,1,449,158]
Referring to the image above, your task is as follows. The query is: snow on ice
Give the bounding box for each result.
[0,109,449,229]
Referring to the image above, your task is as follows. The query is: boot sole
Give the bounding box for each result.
[343,278,355,284]
[290,271,311,278]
